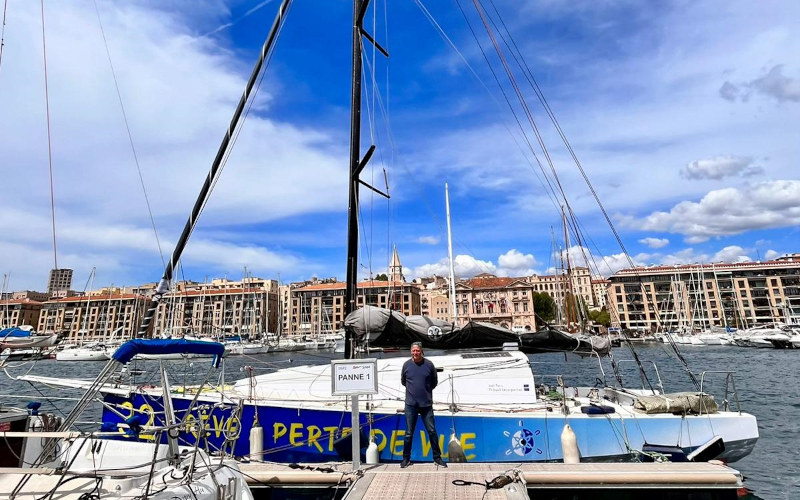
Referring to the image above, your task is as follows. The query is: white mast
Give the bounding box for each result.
[445,183,457,323]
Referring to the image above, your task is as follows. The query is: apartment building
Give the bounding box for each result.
[153,279,280,338]
[46,268,73,296]
[38,293,151,342]
[0,298,43,328]
[527,267,601,311]
[290,280,421,336]
[607,253,800,331]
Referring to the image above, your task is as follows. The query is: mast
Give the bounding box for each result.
[344,0,388,357]
[344,0,365,358]
[445,183,457,324]
[133,0,292,340]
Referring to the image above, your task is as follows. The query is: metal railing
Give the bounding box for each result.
[615,359,665,394]
[695,370,741,414]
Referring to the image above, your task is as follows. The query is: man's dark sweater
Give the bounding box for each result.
[401,358,438,407]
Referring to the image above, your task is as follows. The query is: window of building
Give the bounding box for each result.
[514,303,519,312]
[523,302,528,312]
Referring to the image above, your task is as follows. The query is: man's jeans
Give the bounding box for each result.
[403,404,441,460]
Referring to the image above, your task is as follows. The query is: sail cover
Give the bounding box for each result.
[344,305,609,357]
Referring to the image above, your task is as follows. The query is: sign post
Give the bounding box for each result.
[331,359,379,471]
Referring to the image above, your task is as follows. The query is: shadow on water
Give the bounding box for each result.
[0,345,795,498]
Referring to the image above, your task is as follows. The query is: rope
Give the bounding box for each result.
[91,0,165,268]
[0,0,8,74]
[40,0,58,270]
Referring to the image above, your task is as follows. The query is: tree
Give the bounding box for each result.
[531,292,556,323]
[375,273,388,281]
[589,306,611,327]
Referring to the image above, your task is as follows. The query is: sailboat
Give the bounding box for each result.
[19,0,759,468]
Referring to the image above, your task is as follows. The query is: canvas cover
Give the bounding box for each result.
[634,392,719,414]
[344,305,609,357]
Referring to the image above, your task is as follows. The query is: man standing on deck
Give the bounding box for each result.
[400,341,446,468]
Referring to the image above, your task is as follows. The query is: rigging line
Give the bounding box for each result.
[451,0,563,217]
[483,2,685,386]
[197,1,291,226]
[40,0,58,270]
[411,0,561,223]
[92,0,166,269]
[0,0,7,73]
[470,0,571,215]
[484,0,653,279]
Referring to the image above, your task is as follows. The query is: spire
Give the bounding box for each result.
[389,245,404,282]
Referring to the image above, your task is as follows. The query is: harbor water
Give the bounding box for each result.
[0,344,795,499]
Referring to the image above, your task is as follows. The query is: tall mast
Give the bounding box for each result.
[134,0,292,340]
[445,183,457,324]
[343,0,365,359]
[344,0,388,357]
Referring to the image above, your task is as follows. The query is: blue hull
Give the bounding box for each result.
[102,393,756,463]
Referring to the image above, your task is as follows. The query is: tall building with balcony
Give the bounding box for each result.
[0,298,43,328]
[290,280,421,336]
[46,268,73,296]
[153,278,279,338]
[38,293,151,341]
[607,253,800,331]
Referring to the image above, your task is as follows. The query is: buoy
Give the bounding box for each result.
[366,436,380,464]
[447,432,467,463]
[249,419,264,462]
[561,423,580,464]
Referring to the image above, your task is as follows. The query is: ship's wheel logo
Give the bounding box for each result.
[504,420,543,456]
[427,326,442,339]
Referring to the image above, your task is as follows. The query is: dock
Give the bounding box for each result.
[238,461,744,499]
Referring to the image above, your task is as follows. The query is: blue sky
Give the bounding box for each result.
[1,0,798,292]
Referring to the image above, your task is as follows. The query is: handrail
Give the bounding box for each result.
[695,370,741,415]
[615,359,664,393]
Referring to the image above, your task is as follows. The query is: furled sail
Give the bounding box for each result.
[344,305,609,357]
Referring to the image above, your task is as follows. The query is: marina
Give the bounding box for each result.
[1,344,795,498]
[0,0,797,498]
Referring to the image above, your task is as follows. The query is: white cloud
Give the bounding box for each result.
[638,237,669,249]
[409,254,496,280]
[680,155,762,180]
[764,249,780,260]
[560,246,647,277]
[627,180,800,240]
[0,1,341,290]
[722,65,800,103]
[417,235,440,245]
[710,245,751,263]
[408,249,540,280]
[497,249,538,273]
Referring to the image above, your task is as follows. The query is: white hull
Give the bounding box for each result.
[55,348,109,361]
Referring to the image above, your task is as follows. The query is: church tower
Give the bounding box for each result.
[388,246,404,282]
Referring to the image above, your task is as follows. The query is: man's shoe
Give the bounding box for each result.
[434,458,447,468]
[400,459,410,468]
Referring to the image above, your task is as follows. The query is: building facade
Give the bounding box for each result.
[290,280,421,336]
[454,275,537,331]
[37,293,151,341]
[153,278,280,338]
[1,298,43,328]
[47,268,73,295]
[607,254,800,331]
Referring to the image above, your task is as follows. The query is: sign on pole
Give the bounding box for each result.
[331,358,378,396]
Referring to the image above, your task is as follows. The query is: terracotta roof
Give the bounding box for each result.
[165,287,270,297]
[591,279,610,284]
[461,277,516,290]
[0,298,43,306]
[296,280,406,291]
[613,258,799,276]
[46,293,146,304]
